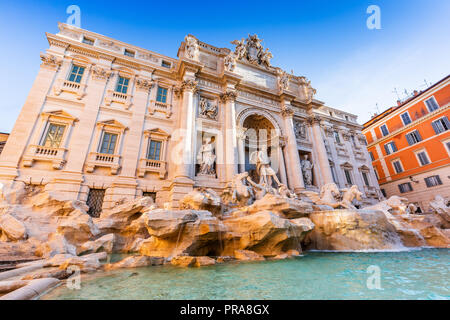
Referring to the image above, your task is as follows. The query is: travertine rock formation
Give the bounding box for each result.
[306,210,403,250]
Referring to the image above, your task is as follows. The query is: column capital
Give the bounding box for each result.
[181,79,198,93]
[135,78,154,91]
[220,89,238,102]
[91,66,113,81]
[281,104,294,118]
[307,115,322,125]
[40,53,63,71]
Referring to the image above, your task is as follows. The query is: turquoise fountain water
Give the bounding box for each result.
[42,248,449,300]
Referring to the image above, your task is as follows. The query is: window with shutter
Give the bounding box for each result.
[424,97,439,112]
[424,175,442,187]
[432,117,450,134]
[398,182,413,193]
[380,124,389,136]
[401,112,412,125]
[392,160,403,174]
[406,130,422,145]
[416,151,430,166]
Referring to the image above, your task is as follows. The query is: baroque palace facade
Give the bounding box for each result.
[363,76,450,213]
[0,23,381,214]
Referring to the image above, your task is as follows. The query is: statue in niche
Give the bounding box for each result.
[197,136,216,175]
[184,35,199,60]
[301,155,314,186]
[199,97,218,120]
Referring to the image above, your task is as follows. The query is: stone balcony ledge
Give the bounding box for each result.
[86,152,121,175]
[53,79,87,100]
[137,158,167,179]
[22,145,67,170]
[149,100,172,118]
[104,90,132,110]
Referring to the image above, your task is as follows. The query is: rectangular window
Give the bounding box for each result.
[99,132,118,154]
[116,77,129,94]
[147,140,162,160]
[405,130,422,145]
[156,86,168,103]
[431,117,450,134]
[344,169,352,185]
[68,65,85,83]
[334,131,341,144]
[398,182,413,193]
[82,37,95,45]
[381,189,387,197]
[143,192,157,202]
[424,96,439,112]
[400,112,412,125]
[392,160,403,174]
[42,123,66,148]
[161,60,171,68]
[369,151,375,161]
[86,189,105,218]
[362,171,370,186]
[384,141,397,155]
[424,175,442,188]
[416,151,430,166]
[380,124,389,136]
[124,49,135,58]
[374,168,380,180]
[445,141,450,154]
[330,165,338,185]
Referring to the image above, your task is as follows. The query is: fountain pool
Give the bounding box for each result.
[42,248,449,300]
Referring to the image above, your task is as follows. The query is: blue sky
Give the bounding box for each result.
[0,0,449,132]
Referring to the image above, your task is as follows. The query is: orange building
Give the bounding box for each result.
[363,75,450,213]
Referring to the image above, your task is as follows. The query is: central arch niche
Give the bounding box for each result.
[241,113,282,184]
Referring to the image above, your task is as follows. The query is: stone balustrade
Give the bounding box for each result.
[148,100,172,118]
[53,79,87,100]
[137,158,167,179]
[22,145,67,169]
[86,152,121,175]
[104,90,132,109]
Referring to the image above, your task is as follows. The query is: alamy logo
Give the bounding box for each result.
[366,5,381,30]
[366,265,382,290]
[66,5,81,28]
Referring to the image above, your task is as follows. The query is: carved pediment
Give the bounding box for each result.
[42,110,78,121]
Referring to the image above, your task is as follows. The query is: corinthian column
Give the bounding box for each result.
[221,89,239,182]
[281,102,305,193]
[308,115,334,185]
[175,79,197,180]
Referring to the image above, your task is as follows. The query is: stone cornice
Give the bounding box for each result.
[177,59,203,79]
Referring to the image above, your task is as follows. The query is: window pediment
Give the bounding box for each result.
[96,119,127,133]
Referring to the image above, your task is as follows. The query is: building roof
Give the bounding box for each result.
[362,74,450,129]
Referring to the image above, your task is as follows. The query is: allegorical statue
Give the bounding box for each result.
[184,35,199,60]
[197,136,216,175]
[250,150,282,188]
[230,38,246,60]
[301,155,314,186]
